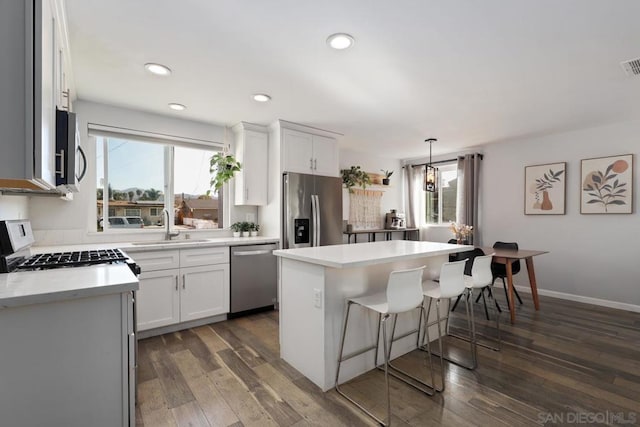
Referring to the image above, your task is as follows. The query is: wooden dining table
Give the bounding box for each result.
[479,247,548,324]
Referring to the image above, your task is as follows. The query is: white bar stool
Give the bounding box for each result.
[456,253,501,351]
[420,259,470,391]
[335,266,430,427]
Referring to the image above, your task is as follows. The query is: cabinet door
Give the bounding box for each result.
[235,130,268,205]
[311,134,339,177]
[137,269,180,331]
[34,0,56,187]
[180,264,230,321]
[282,129,314,174]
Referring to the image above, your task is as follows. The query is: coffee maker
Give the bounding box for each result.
[385,209,406,229]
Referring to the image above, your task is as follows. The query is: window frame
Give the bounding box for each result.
[96,135,224,233]
[425,162,458,225]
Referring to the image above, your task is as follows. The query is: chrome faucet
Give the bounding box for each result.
[163,209,180,241]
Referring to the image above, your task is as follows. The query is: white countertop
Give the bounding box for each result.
[0,264,138,309]
[273,240,472,268]
[32,236,280,255]
[1,236,278,309]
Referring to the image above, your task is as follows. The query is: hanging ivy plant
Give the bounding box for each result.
[208,152,242,193]
[341,166,371,192]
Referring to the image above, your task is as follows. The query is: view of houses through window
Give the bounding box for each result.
[96,137,222,231]
[425,162,457,224]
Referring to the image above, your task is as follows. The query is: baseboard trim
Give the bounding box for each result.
[138,313,228,339]
[514,285,640,313]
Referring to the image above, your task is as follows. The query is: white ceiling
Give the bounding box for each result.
[65,0,640,159]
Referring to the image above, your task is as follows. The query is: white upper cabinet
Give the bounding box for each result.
[310,134,339,177]
[0,0,73,192]
[281,126,339,177]
[233,122,268,205]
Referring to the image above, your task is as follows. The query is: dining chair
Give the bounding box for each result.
[335,265,431,426]
[491,241,524,306]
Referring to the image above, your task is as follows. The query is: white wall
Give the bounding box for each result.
[0,196,29,220]
[339,149,403,240]
[28,101,256,245]
[481,119,640,309]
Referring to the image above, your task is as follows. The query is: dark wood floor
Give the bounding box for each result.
[136,293,640,426]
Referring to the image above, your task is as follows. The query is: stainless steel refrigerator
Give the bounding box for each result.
[282,172,343,249]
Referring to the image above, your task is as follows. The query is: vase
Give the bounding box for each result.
[233,231,240,237]
[250,231,258,237]
[241,231,250,237]
[382,178,390,185]
[541,190,553,210]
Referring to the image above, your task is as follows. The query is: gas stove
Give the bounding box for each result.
[0,220,140,275]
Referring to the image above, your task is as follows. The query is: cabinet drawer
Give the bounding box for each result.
[130,250,180,272]
[180,247,229,268]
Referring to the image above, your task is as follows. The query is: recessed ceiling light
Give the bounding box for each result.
[253,93,271,102]
[327,33,355,50]
[168,103,186,111]
[144,63,172,76]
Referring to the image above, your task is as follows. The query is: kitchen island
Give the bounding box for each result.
[273,240,470,391]
[0,265,138,426]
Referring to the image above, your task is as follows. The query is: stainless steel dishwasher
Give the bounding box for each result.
[230,243,278,315]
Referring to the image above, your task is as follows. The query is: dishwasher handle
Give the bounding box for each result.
[233,249,272,256]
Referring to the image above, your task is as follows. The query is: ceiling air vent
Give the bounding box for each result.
[621,58,640,77]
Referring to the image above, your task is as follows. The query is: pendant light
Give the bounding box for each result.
[424,138,437,192]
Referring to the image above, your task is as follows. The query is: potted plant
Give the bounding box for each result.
[341,166,371,192]
[208,152,242,193]
[231,222,243,237]
[250,223,260,237]
[240,221,251,237]
[380,169,394,185]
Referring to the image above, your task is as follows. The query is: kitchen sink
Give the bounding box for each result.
[131,239,209,246]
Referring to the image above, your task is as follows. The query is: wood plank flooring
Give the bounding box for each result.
[136,293,640,426]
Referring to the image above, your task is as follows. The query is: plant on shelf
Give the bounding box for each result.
[341,166,371,192]
[380,169,394,185]
[208,152,242,193]
[249,222,260,237]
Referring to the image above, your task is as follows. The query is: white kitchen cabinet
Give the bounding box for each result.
[132,247,230,333]
[180,264,230,321]
[0,0,72,192]
[137,269,180,330]
[233,122,269,205]
[310,134,339,177]
[0,289,136,427]
[281,128,339,177]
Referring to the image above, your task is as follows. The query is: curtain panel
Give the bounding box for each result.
[456,154,481,244]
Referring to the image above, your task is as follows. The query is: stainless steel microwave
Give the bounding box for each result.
[55,108,86,192]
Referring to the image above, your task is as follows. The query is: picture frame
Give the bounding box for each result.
[524,162,566,215]
[581,154,633,214]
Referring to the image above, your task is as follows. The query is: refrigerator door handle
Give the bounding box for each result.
[315,195,321,246]
[311,195,317,246]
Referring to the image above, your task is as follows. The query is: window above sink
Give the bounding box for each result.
[95,135,224,233]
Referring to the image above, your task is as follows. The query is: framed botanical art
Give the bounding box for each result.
[524,162,566,215]
[581,154,633,214]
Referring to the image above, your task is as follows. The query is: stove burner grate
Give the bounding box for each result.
[16,248,129,270]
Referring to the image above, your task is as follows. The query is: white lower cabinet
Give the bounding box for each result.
[133,247,230,332]
[137,269,180,330]
[180,264,230,321]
